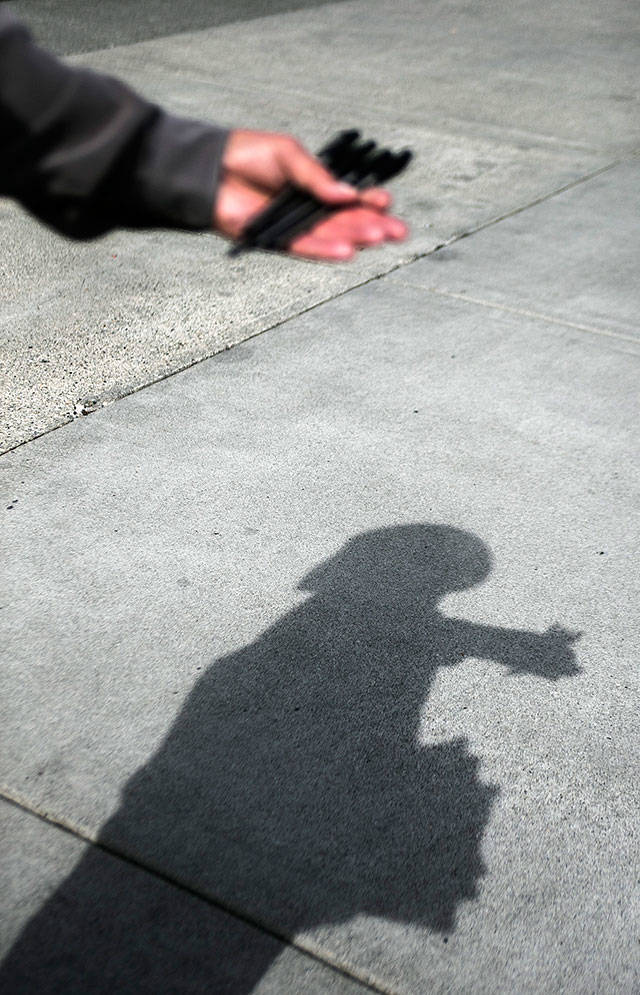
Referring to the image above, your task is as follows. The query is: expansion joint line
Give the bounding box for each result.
[4,147,638,458]
[1,788,401,995]
[393,285,640,347]
[248,147,640,341]
[424,150,640,252]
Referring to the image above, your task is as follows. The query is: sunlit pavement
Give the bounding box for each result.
[1,1,639,992]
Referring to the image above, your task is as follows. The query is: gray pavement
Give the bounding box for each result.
[1,1,640,993]
[5,0,636,454]
[390,158,640,342]
[8,0,345,55]
[0,799,364,993]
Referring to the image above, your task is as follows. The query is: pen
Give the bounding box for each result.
[229,130,361,257]
[228,131,412,257]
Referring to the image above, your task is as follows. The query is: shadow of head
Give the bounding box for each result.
[299,523,581,682]
[0,523,583,993]
[299,523,492,604]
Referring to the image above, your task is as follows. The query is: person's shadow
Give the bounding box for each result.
[1,524,580,993]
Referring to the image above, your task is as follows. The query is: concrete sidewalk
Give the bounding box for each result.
[1,1,639,992]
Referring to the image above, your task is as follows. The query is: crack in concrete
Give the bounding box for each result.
[392,284,640,348]
[1,787,400,995]
[3,149,638,460]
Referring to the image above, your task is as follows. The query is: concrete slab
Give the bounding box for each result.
[2,278,639,992]
[0,799,366,994]
[91,0,639,154]
[0,210,360,455]
[8,0,347,55]
[389,158,640,342]
[1,105,603,454]
[4,0,626,453]
[70,48,608,255]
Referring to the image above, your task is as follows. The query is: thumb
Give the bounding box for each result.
[547,623,581,643]
[279,138,359,204]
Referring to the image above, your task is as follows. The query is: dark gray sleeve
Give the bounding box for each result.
[0,10,229,238]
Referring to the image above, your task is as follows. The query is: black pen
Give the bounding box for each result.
[229,134,412,256]
[268,148,413,252]
[247,139,378,252]
[228,130,360,257]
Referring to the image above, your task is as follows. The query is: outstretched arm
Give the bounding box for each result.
[451,619,581,680]
[0,11,407,257]
[0,10,228,237]
[213,130,408,260]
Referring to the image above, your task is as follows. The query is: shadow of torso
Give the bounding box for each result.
[1,525,579,993]
[118,597,496,932]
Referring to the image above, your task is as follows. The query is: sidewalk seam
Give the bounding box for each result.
[389,284,640,348]
[1,788,401,995]
[3,148,638,458]
[406,148,640,251]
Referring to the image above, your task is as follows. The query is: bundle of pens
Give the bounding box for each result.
[229,130,413,256]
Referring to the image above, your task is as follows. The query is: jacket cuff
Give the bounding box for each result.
[132,113,230,230]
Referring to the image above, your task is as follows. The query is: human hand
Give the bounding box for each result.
[212,130,409,261]
[508,623,582,680]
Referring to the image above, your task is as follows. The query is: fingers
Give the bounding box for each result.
[289,231,356,261]
[222,130,400,221]
[223,130,357,202]
[212,164,409,261]
[547,623,582,643]
[276,136,360,204]
[276,142,399,213]
[310,206,408,247]
[288,206,408,260]
[359,187,392,211]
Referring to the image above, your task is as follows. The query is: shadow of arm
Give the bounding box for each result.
[452,619,582,680]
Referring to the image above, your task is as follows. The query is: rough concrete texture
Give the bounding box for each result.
[4,0,636,451]
[0,800,365,994]
[2,251,639,990]
[99,0,637,153]
[8,0,346,55]
[390,158,640,342]
[2,0,640,991]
